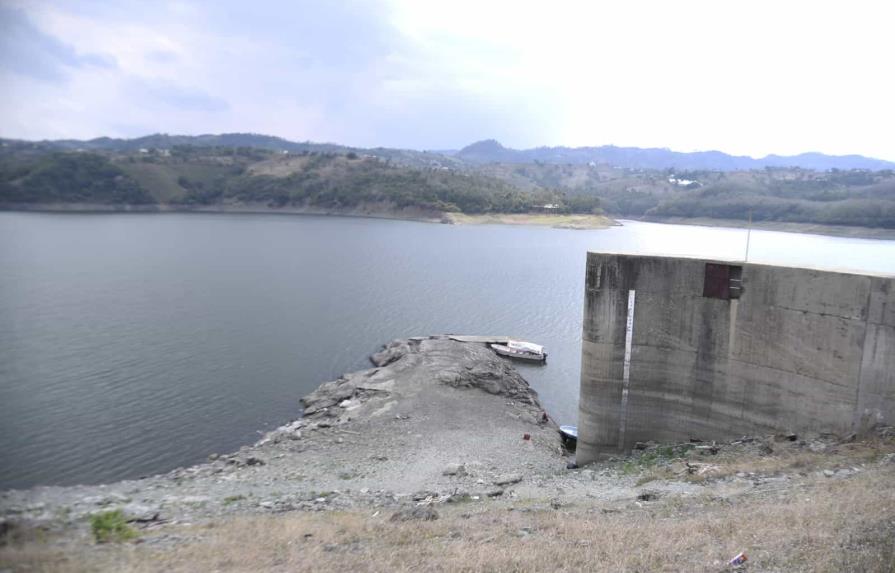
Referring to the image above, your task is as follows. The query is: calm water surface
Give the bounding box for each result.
[2,212,894,489]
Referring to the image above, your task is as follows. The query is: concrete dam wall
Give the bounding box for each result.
[576,252,895,465]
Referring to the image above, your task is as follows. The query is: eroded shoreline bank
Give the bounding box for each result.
[639,215,895,240]
[0,203,616,230]
[8,203,895,238]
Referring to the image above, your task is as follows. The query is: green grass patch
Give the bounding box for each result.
[90,510,138,543]
[620,444,695,475]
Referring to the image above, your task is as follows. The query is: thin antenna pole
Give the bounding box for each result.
[744,210,752,262]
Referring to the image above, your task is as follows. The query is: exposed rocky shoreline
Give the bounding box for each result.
[2,336,894,571]
[0,337,566,531]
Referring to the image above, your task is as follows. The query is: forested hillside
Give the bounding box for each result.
[0,145,600,216]
[0,151,154,204]
[3,136,895,229]
[468,160,895,228]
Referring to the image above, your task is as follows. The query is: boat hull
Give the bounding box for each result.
[559,425,578,440]
[559,425,578,451]
[490,343,547,363]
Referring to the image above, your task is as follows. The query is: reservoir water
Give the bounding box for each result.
[1,212,894,490]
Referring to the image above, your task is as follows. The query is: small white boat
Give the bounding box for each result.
[559,425,578,442]
[490,340,547,363]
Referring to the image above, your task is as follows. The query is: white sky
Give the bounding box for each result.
[1,0,893,159]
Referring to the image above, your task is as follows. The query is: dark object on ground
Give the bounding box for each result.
[390,506,439,522]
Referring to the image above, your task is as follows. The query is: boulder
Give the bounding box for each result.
[123,503,160,522]
[301,379,356,416]
[435,360,536,404]
[442,463,467,477]
[493,474,522,486]
[370,339,417,367]
[668,461,688,475]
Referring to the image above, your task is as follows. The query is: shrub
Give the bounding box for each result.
[90,510,137,543]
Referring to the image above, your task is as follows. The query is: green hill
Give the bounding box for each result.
[4,136,895,229]
[0,146,600,216]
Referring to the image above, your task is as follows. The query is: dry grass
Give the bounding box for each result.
[630,438,894,485]
[4,467,893,573]
[246,155,314,177]
[701,440,888,479]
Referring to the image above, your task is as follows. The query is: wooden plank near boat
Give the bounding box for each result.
[448,335,514,344]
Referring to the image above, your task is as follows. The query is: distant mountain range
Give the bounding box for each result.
[14,133,352,154]
[1,133,457,170]
[453,140,895,172]
[4,133,894,172]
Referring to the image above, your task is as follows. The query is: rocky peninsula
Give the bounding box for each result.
[1,337,562,530]
[2,336,894,572]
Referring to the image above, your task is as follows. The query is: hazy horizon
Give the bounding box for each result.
[6,131,895,164]
[2,0,894,161]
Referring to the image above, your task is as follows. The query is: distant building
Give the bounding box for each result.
[668,177,698,187]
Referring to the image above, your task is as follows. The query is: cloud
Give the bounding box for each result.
[0,5,116,82]
[128,79,229,113]
[0,0,893,160]
[144,50,178,64]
